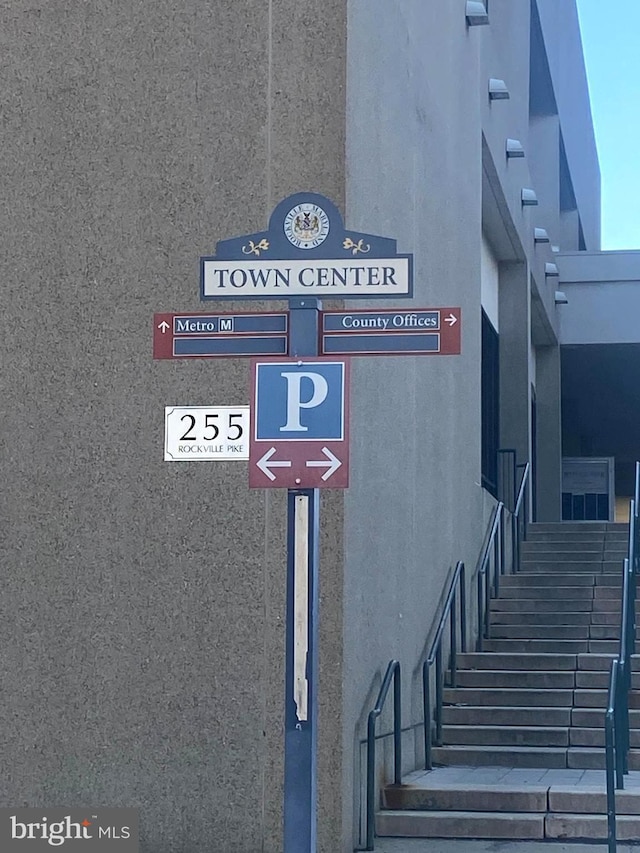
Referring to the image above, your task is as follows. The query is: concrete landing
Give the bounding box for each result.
[376,767,640,844]
[373,841,640,852]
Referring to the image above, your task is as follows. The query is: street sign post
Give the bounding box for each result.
[249,359,349,489]
[196,193,413,853]
[155,192,418,853]
[320,307,461,356]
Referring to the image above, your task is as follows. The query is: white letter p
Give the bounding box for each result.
[280,372,328,431]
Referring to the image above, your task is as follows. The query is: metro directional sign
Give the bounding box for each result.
[249,358,349,489]
[320,307,461,356]
[153,312,288,359]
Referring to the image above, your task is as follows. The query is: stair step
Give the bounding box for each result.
[526,532,608,542]
[454,667,640,690]
[431,745,568,767]
[444,687,573,706]
[521,542,604,553]
[567,748,640,769]
[482,639,591,653]
[545,813,640,840]
[432,746,640,771]
[442,725,569,747]
[376,809,545,839]
[569,727,640,748]
[383,783,547,812]
[498,586,594,599]
[576,670,640,688]
[528,523,608,532]
[442,706,572,726]
[572,707,640,727]
[378,808,640,841]
[453,670,575,689]
[578,653,617,670]
[590,639,626,653]
[549,786,640,814]
[595,585,622,598]
[490,612,592,626]
[520,562,620,573]
[595,572,624,584]
[383,783,640,816]
[576,653,640,670]
[573,689,640,708]
[501,574,596,586]
[592,598,640,612]
[457,652,577,670]
[489,626,592,639]
[528,519,625,526]
[491,598,593,612]
[591,611,624,625]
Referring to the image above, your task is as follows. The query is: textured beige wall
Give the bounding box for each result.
[0,2,345,851]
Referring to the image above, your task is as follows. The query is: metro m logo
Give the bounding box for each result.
[219,317,234,332]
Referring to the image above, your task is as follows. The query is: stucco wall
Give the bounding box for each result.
[0,2,346,851]
[344,1,490,847]
[558,252,640,345]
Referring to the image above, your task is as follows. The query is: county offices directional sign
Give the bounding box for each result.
[200,193,413,301]
[320,307,461,356]
[249,358,349,489]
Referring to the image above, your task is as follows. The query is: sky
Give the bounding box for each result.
[576,0,640,249]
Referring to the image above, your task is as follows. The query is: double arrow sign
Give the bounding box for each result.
[256,446,342,482]
[153,308,461,358]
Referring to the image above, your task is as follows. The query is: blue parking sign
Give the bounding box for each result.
[254,361,345,441]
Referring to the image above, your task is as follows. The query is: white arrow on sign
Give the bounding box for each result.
[305,447,342,481]
[257,447,292,481]
[444,314,457,326]
[158,320,170,333]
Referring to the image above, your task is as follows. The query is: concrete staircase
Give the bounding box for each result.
[377,521,640,841]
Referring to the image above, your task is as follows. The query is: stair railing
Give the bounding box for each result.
[476,502,505,651]
[605,470,640,853]
[422,561,466,770]
[360,472,529,848]
[616,496,638,781]
[512,462,530,574]
[605,657,619,853]
[363,660,402,851]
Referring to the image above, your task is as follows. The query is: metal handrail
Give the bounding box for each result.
[361,458,532,848]
[605,465,640,852]
[422,561,466,770]
[497,448,517,511]
[364,660,402,851]
[512,462,530,574]
[476,502,504,651]
[605,657,619,853]
[618,557,633,778]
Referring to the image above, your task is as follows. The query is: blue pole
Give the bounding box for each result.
[284,297,321,853]
[284,488,319,852]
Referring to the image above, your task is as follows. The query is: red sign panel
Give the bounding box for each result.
[153,312,288,359]
[320,307,461,356]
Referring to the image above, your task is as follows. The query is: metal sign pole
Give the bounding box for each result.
[284,298,320,853]
[284,488,319,852]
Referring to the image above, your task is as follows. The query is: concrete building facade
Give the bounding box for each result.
[0,1,621,851]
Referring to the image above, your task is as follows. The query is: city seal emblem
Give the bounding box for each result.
[283,203,330,249]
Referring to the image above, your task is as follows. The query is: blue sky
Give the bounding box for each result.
[576,0,640,249]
